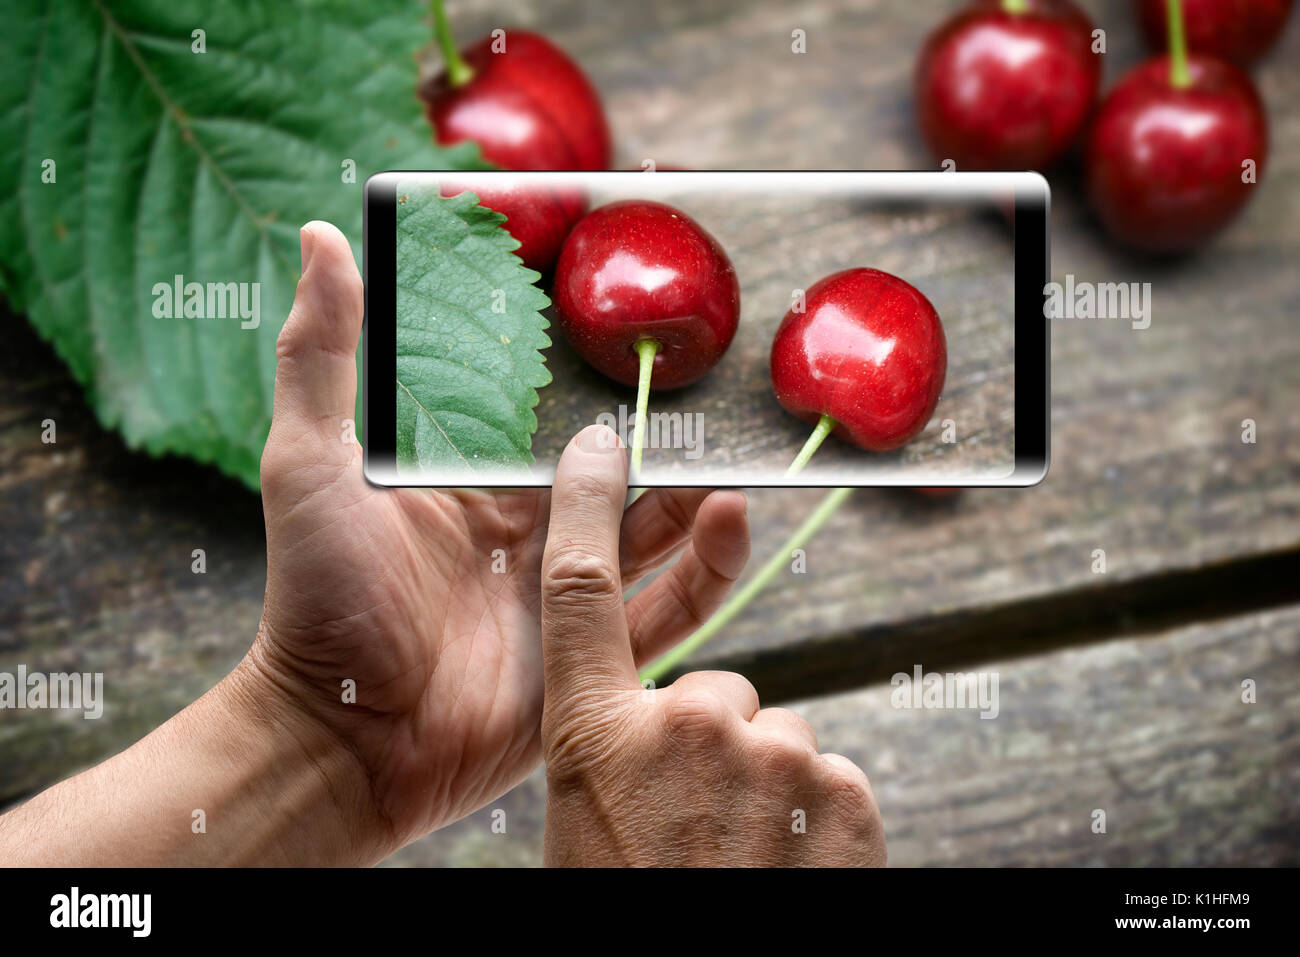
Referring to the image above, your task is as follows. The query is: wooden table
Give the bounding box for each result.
[2,0,1298,866]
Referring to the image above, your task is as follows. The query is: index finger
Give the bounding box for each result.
[541,424,639,707]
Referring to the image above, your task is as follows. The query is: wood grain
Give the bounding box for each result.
[385,603,1300,866]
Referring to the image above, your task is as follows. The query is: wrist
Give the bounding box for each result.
[202,646,396,865]
[0,642,396,866]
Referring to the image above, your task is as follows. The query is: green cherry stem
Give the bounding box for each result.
[1001,0,1029,14]
[639,486,855,685]
[786,413,837,476]
[639,410,850,682]
[1166,0,1192,89]
[629,338,661,483]
[431,0,474,87]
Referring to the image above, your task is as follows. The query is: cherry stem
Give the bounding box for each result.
[431,0,474,87]
[1166,0,1192,88]
[1001,0,1029,14]
[639,486,855,684]
[629,339,661,483]
[786,414,836,476]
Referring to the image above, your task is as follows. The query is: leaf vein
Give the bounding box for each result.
[92,0,294,279]
[396,378,473,466]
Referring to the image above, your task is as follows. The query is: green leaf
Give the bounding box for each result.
[395,181,552,478]
[0,0,489,489]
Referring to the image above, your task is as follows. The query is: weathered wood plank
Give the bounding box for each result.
[385,603,1300,866]
[0,340,261,801]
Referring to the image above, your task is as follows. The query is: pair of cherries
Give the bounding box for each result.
[1088,0,1273,253]
[915,0,1280,253]
[551,200,947,474]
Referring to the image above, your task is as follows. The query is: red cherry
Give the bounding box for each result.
[552,201,740,390]
[1137,0,1294,66]
[1085,54,1268,253]
[915,0,1100,171]
[771,269,947,453]
[438,178,586,273]
[422,30,611,171]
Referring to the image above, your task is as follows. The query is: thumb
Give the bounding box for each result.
[541,425,639,712]
[269,221,363,447]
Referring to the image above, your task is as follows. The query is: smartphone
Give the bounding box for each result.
[362,170,1049,487]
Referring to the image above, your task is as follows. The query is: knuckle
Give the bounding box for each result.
[754,732,816,775]
[827,774,871,814]
[542,546,620,608]
[662,692,731,743]
[543,705,637,796]
[822,763,875,819]
[543,720,608,791]
[275,306,308,360]
[259,433,293,495]
[845,795,887,865]
[665,567,709,627]
[657,490,695,539]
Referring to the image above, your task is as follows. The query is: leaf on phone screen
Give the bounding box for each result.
[395,181,552,476]
[0,0,489,489]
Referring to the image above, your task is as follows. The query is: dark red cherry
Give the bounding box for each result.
[1137,0,1294,66]
[770,269,947,452]
[1085,54,1268,253]
[552,201,740,390]
[438,177,585,273]
[422,30,611,171]
[915,0,1101,171]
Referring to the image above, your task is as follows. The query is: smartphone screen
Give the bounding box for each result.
[363,171,1048,487]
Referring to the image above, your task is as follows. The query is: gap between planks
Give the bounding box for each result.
[663,544,1300,705]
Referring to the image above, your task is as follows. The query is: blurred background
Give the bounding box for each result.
[2,0,1298,865]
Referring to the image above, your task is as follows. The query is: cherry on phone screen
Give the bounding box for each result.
[771,268,947,474]
[552,199,740,478]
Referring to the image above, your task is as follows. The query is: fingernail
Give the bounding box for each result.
[300,225,316,275]
[576,424,620,454]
